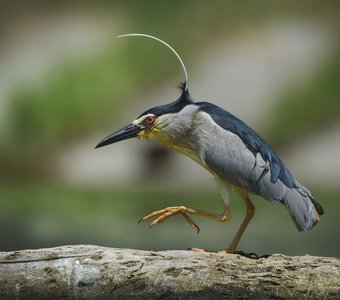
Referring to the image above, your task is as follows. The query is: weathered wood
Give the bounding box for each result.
[0,245,339,299]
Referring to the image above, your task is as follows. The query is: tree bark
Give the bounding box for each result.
[0,245,339,299]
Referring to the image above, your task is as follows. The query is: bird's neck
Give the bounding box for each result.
[151,126,206,169]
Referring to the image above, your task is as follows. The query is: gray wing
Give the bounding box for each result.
[199,109,322,231]
[202,125,286,201]
[197,101,295,188]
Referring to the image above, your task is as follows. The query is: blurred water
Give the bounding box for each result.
[0,187,338,257]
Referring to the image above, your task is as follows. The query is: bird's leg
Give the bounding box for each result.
[190,179,233,252]
[191,189,255,254]
[139,204,231,233]
[140,179,231,235]
[139,206,196,231]
[223,191,255,253]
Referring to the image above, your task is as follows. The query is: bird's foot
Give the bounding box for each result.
[189,247,234,254]
[189,248,270,259]
[234,251,271,259]
[138,206,200,233]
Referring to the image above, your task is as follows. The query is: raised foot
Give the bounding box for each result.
[138,206,200,233]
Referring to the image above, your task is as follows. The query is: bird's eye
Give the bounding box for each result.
[146,116,155,125]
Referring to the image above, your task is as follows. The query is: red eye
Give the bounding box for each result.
[146,116,155,125]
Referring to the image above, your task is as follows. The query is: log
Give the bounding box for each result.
[0,245,339,299]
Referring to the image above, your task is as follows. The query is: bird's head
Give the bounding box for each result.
[95,84,194,149]
[96,33,197,151]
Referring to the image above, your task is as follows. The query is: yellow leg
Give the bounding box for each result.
[139,189,254,254]
[139,204,231,233]
[191,190,255,254]
[226,192,255,253]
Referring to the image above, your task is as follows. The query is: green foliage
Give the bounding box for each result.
[266,50,340,146]
[3,2,339,178]
[0,183,338,257]
[2,42,174,177]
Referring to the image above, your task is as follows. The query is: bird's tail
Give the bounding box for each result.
[282,182,324,231]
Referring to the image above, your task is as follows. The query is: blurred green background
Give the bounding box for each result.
[1,1,339,257]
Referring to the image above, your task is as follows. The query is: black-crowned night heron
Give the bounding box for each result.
[96,34,324,254]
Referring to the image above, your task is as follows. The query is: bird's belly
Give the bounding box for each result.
[161,137,256,193]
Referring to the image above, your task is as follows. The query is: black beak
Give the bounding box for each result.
[95,123,143,149]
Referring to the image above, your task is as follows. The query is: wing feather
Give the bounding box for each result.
[197,102,323,230]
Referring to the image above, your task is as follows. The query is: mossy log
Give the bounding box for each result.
[0,245,339,299]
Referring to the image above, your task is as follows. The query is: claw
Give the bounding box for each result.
[233,251,271,259]
[138,206,200,232]
[150,219,161,227]
[183,214,200,233]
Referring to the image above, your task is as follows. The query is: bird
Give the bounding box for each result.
[95,33,324,254]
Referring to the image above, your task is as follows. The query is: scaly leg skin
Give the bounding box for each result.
[138,190,256,256]
[190,191,256,257]
[138,205,231,234]
[227,191,255,253]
